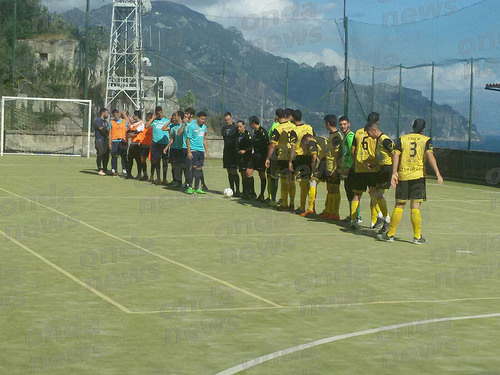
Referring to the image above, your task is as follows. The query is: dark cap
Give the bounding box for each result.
[412,118,426,133]
[366,112,379,126]
[155,106,163,113]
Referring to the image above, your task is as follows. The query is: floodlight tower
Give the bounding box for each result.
[105,0,152,110]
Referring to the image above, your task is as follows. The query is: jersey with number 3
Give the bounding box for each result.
[395,133,433,181]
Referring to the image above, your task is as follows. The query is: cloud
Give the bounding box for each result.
[282,48,345,67]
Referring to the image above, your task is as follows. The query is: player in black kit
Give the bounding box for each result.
[221,112,241,196]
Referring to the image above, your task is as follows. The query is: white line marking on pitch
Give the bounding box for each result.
[215,312,500,375]
[0,187,282,309]
[0,229,132,313]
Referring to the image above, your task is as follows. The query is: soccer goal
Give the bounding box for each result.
[1,96,92,157]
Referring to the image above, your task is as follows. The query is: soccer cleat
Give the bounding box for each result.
[122,169,127,175]
[111,169,118,177]
[327,214,340,221]
[256,194,265,202]
[233,191,241,198]
[276,205,290,211]
[377,233,394,242]
[247,192,257,200]
[300,210,315,217]
[154,179,161,185]
[202,184,209,192]
[269,201,277,208]
[186,187,194,194]
[161,179,168,185]
[167,180,176,186]
[371,217,385,230]
[378,221,390,234]
[413,236,427,245]
[172,181,182,188]
[98,170,106,176]
[140,175,148,181]
[357,216,363,224]
[291,209,304,215]
[319,212,330,219]
[342,216,351,222]
[194,189,207,194]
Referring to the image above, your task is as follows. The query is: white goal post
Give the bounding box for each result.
[1,96,93,157]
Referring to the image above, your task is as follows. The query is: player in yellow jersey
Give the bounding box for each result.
[365,117,395,231]
[288,109,315,214]
[297,133,327,217]
[350,112,379,229]
[265,109,296,211]
[377,119,443,244]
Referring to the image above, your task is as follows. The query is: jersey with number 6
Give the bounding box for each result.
[395,133,433,181]
[352,128,378,173]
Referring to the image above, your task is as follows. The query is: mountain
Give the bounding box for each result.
[63,1,479,139]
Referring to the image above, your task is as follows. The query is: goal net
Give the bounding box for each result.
[1,96,92,157]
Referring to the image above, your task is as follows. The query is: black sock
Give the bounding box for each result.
[249,176,255,195]
[228,173,234,191]
[234,174,240,193]
[194,169,202,190]
[260,176,266,196]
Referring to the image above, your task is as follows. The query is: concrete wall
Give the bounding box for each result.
[3,132,225,158]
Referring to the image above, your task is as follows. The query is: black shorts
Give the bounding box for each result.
[151,142,167,161]
[352,172,376,193]
[140,145,150,158]
[314,159,339,183]
[223,147,239,169]
[191,150,205,167]
[276,160,291,176]
[238,154,253,172]
[95,139,109,156]
[293,155,313,181]
[395,178,426,202]
[169,148,183,163]
[111,141,127,156]
[375,165,393,190]
[252,154,266,172]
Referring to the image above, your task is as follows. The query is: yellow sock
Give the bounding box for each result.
[377,198,388,217]
[411,208,422,239]
[388,207,403,237]
[371,205,379,225]
[332,193,341,216]
[308,186,316,211]
[281,177,288,207]
[299,180,309,211]
[288,179,296,208]
[351,200,359,221]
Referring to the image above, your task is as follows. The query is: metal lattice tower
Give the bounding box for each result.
[105,0,148,111]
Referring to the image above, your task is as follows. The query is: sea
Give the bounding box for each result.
[434,134,500,153]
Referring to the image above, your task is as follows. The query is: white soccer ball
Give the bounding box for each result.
[223,188,234,198]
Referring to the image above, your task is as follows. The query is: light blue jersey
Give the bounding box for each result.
[152,118,170,144]
[187,122,207,152]
[170,124,183,150]
[182,120,196,149]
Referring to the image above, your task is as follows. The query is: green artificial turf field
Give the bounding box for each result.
[0,155,499,374]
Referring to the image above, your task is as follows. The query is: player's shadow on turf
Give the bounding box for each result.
[233,197,269,208]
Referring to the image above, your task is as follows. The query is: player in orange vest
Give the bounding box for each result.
[108,109,129,177]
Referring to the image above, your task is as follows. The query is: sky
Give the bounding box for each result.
[43,0,500,133]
